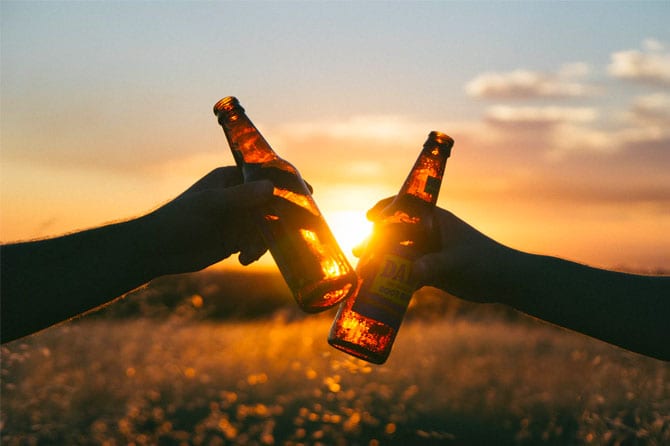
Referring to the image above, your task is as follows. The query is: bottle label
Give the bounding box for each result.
[352,254,415,330]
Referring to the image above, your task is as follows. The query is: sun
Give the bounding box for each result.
[325,210,373,264]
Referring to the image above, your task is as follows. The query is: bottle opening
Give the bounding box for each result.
[428,131,453,145]
[426,131,454,156]
[213,96,244,115]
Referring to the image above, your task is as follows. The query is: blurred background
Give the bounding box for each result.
[2,1,669,271]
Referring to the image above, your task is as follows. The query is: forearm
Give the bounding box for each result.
[1,216,163,342]
[506,251,670,361]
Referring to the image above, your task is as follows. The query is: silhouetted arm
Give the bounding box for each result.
[362,197,670,361]
[505,252,669,361]
[409,208,670,361]
[1,218,163,342]
[1,167,272,343]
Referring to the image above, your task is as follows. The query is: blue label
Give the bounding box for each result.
[351,254,414,330]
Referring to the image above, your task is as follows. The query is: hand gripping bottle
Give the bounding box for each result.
[328,131,454,363]
[213,96,358,312]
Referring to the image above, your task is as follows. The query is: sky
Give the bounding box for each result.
[2,1,669,272]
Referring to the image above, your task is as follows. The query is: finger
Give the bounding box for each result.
[304,180,314,194]
[203,166,244,187]
[211,166,244,188]
[236,225,267,265]
[206,180,274,211]
[352,235,371,258]
[238,247,267,266]
[229,180,274,207]
[181,166,242,195]
[238,236,268,265]
[366,196,395,221]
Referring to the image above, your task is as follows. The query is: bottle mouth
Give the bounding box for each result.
[213,96,244,115]
[428,131,453,145]
[427,131,454,156]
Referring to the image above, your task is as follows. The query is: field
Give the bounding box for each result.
[2,270,669,445]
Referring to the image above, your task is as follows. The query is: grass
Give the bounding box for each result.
[2,307,669,445]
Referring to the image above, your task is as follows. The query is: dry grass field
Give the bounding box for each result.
[2,271,669,445]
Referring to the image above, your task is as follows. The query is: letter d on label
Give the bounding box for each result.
[380,259,397,278]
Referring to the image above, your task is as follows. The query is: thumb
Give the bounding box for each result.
[219,180,274,209]
[366,196,395,222]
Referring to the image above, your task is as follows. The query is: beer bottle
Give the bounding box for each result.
[213,96,358,312]
[328,131,454,363]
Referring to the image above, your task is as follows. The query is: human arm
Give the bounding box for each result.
[0,167,273,343]
[410,207,670,361]
[366,198,670,361]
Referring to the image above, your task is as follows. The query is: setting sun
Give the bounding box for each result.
[324,210,373,265]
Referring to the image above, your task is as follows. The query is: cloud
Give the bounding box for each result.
[481,105,607,158]
[266,115,458,186]
[627,93,670,125]
[558,62,591,78]
[479,103,667,161]
[273,115,430,147]
[607,39,670,86]
[484,105,598,128]
[243,114,518,200]
[465,63,595,99]
[612,92,670,157]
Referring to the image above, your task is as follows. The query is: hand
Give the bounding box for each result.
[145,167,273,275]
[365,198,517,304]
[364,200,670,361]
[412,207,519,303]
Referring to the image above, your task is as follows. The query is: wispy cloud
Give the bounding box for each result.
[608,39,670,86]
[273,115,430,146]
[485,105,598,128]
[465,63,596,99]
[477,101,667,161]
[464,41,670,161]
[267,115,457,186]
[477,105,612,160]
[627,93,670,126]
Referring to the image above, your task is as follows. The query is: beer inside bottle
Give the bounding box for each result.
[328,131,454,363]
[213,96,358,312]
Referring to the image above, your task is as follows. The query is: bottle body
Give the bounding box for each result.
[328,132,454,363]
[213,97,358,312]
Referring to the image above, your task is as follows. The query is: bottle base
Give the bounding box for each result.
[327,307,396,365]
[296,273,358,313]
[328,338,389,365]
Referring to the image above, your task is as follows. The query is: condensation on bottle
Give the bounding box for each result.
[213,96,358,313]
[328,131,454,363]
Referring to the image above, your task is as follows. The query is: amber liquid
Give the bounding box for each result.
[329,132,452,363]
[328,194,436,363]
[244,163,358,312]
[328,251,415,363]
[327,308,395,364]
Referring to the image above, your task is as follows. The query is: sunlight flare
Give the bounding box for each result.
[324,210,373,264]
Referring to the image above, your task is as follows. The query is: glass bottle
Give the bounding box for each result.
[328,131,454,363]
[213,96,358,312]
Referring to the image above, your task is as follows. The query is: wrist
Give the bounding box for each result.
[493,246,539,309]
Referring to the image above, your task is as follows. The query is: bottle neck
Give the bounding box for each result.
[396,132,453,206]
[213,96,277,165]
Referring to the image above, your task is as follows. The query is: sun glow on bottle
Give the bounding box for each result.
[213,97,358,312]
[328,131,454,363]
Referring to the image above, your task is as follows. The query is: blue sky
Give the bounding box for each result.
[2,1,669,269]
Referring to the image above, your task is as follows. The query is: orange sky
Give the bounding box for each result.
[2,2,669,272]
